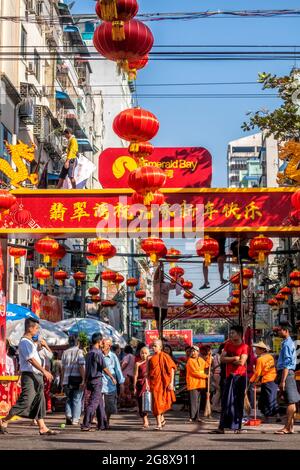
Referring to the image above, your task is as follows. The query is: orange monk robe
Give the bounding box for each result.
[149,351,176,416]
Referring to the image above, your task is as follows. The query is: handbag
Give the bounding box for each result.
[68,350,83,390]
[142,390,152,413]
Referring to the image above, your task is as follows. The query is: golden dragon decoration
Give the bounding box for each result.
[0,141,38,188]
[277,140,300,186]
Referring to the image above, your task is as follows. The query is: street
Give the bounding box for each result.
[0,407,300,451]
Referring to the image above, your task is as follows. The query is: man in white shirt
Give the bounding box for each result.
[0,317,57,435]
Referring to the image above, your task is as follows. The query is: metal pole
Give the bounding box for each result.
[80,239,87,317]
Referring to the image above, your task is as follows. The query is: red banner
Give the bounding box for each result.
[99,147,212,188]
[145,329,193,351]
[31,291,62,323]
[0,188,297,237]
[141,304,236,320]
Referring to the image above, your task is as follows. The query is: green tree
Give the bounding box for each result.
[242,69,300,141]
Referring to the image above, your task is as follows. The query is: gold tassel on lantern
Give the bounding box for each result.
[112,21,125,41]
[258,251,265,265]
[144,192,154,206]
[129,142,140,153]
[128,69,137,81]
[150,253,158,264]
[204,253,211,267]
[100,0,117,21]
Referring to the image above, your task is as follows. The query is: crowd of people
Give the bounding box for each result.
[0,317,299,436]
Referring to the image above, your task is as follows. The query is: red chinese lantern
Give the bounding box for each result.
[96,0,139,41]
[141,237,166,264]
[131,191,165,207]
[115,273,125,287]
[0,190,16,213]
[51,245,66,267]
[268,299,278,307]
[113,108,159,145]
[128,140,153,166]
[169,266,185,281]
[166,248,181,268]
[232,290,240,298]
[184,292,194,300]
[14,207,31,226]
[92,295,101,303]
[94,19,154,62]
[280,286,292,300]
[230,297,239,306]
[89,287,100,296]
[88,238,113,264]
[73,271,86,286]
[101,299,117,307]
[135,289,146,299]
[249,235,273,265]
[196,236,219,266]
[242,268,254,287]
[184,300,194,309]
[54,270,68,286]
[126,277,138,291]
[34,237,59,264]
[9,247,27,265]
[230,273,240,287]
[34,267,50,285]
[146,301,153,310]
[182,280,193,290]
[86,254,99,266]
[128,166,166,205]
[275,292,285,304]
[138,299,148,307]
[101,270,117,283]
[291,189,300,210]
[290,270,300,287]
[126,55,149,80]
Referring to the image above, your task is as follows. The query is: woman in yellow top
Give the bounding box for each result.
[186,345,208,422]
[250,341,279,418]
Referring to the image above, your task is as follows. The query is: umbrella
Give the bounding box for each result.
[56,317,126,347]
[6,318,69,347]
[6,303,39,321]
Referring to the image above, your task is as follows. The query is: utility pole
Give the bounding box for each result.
[80,239,87,317]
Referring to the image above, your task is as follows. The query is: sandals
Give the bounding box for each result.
[155,426,162,431]
[39,429,59,436]
[0,425,8,435]
[161,419,166,427]
[274,429,294,435]
[209,429,225,434]
[234,429,247,434]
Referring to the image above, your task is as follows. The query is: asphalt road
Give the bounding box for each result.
[0,407,300,451]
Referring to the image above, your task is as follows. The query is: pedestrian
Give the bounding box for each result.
[57,128,78,189]
[148,339,176,430]
[186,345,208,422]
[274,322,300,435]
[133,346,150,429]
[250,341,278,419]
[0,317,57,435]
[51,351,62,394]
[102,338,125,428]
[199,345,212,413]
[211,343,224,413]
[61,336,86,426]
[120,345,136,408]
[81,333,116,431]
[135,342,146,363]
[210,325,248,434]
[153,265,177,330]
[33,335,53,414]
[163,344,177,364]
[5,340,15,376]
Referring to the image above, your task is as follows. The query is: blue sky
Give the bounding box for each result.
[73,1,300,187]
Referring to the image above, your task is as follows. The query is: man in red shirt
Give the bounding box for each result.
[210,325,248,434]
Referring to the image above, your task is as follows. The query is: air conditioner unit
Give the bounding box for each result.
[26,62,35,75]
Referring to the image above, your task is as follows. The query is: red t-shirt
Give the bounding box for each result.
[224,341,248,377]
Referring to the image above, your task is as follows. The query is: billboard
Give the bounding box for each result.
[145,329,193,351]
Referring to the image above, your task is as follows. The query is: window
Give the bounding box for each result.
[34,49,40,82]
[21,26,27,58]
[232,146,256,153]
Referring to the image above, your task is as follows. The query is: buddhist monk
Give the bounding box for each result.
[148,339,176,430]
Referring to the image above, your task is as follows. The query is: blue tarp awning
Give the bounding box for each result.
[77,139,93,152]
[55,90,75,110]
[6,303,39,321]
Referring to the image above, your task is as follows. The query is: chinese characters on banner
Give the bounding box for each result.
[31,290,62,323]
[0,188,297,237]
[145,329,193,351]
[141,304,236,320]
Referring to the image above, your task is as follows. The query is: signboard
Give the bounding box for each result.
[31,291,62,323]
[193,334,225,344]
[255,304,271,329]
[145,329,193,351]
[99,147,212,189]
[141,304,236,320]
[0,188,298,237]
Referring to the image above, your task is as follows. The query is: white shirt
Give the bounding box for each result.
[5,355,15,375]
[38,346,53,371]
[18,337,43,375]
